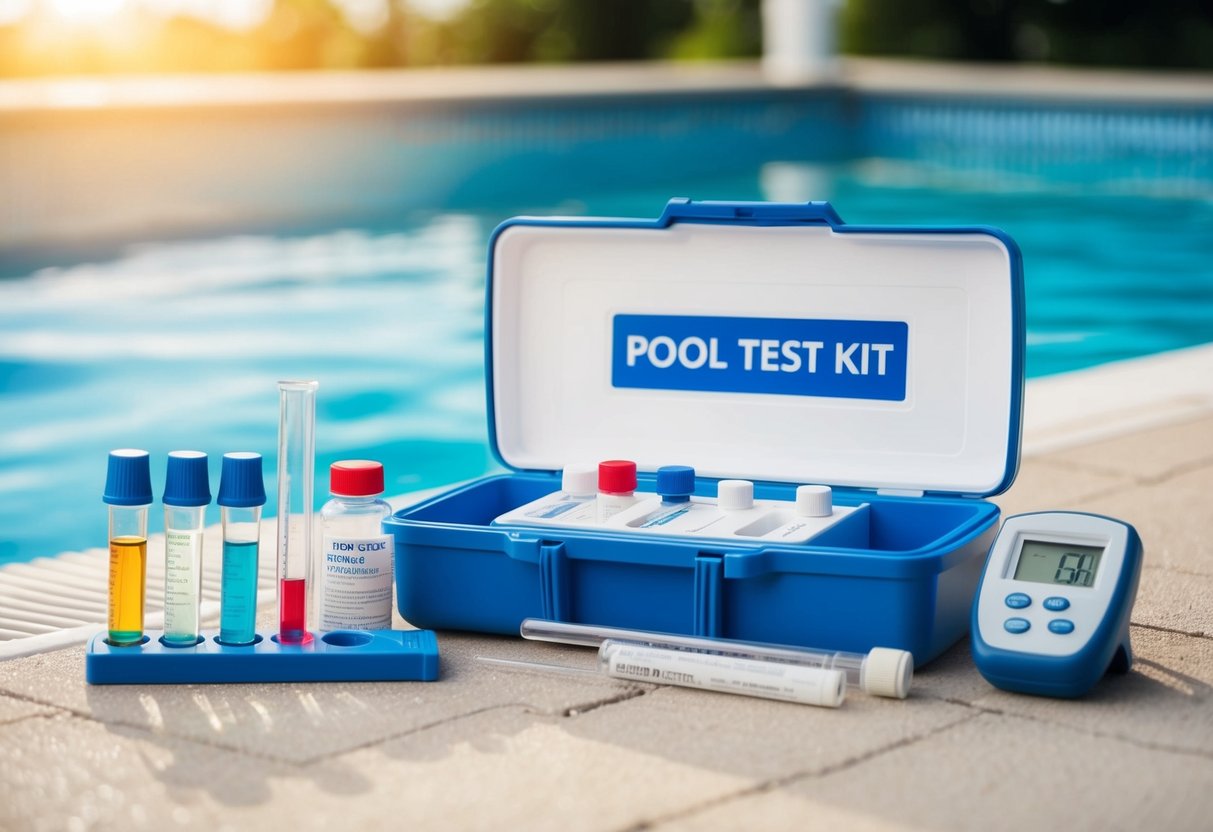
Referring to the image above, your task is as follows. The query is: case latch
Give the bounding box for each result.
[693,552,725,638]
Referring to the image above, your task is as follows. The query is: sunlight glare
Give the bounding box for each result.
[47,0,128,23]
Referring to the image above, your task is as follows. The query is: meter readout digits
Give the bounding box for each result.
[1012,540,1103,588]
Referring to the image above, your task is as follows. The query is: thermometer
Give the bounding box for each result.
[971,511,1143,698]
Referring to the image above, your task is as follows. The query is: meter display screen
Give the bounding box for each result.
[1013,540,1105,588]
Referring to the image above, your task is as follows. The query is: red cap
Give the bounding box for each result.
[598,460,637,494]
[330,460,385,497]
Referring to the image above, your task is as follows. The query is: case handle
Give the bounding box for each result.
[658,198,844,227]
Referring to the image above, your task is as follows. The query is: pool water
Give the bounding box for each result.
[1,158,1211,565]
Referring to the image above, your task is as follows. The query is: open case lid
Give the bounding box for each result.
[487,199,1024,498]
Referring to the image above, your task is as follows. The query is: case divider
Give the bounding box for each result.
[694,553,725,638]
[538,541,571,622]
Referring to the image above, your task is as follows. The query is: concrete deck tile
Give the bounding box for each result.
[1132,566,1213,638]
[0,692,58,725]
[0,632,647,764]
[0,712,298,832]
[992,457,1132,518]
[1048,415,1213,482]
[901,639,998,705]
[525,679,972,785]
[0,705,748,832]
[1070,464,1213,576]
[651,711,1213,832]
[326,707,752,832]
[968,626,1213,757]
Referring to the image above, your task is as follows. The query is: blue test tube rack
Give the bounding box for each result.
[85,628,440,685]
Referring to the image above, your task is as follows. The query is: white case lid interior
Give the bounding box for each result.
[491,218,1019,496]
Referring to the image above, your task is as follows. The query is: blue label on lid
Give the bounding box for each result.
[611,314,908,401]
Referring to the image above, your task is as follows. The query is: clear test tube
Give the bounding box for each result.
[217,452,267,646]
[277,380,318,644]
[103,449,153,646]
[162,451,211,647]
[599,640,846,707]
[520,618,913,699]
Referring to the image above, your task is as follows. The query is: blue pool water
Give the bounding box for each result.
[1,97,1211,565]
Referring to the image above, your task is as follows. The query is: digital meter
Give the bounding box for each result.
[971,512,1142,698]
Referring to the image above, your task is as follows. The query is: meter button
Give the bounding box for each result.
[1043,596,1070,612]
[1004,593,1031,609]
[1048,619,1075,635]
[1004,618,1031,634]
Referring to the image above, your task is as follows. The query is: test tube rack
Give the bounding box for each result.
[85,628,440,685]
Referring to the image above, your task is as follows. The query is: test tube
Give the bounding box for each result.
[162,451,211,646]
[520,618,913,699]
[477,641,846,709]
[103,449,153,646]
[277,380,318,644]
[217,452,267,646]
[600,640,846,707]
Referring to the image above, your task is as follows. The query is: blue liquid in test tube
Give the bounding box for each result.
[217,452,267,646]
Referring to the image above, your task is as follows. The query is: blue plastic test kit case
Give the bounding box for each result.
[386,199,1025,665]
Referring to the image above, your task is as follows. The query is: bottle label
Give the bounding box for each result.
[164,529,201,642]
[597,493,636,522]
[320,534,394,630]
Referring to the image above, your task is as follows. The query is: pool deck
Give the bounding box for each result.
[2,55,1212,831]
[1,344,1212,830]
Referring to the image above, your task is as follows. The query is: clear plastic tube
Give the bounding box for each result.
[107,504,148,646]
[220,504,261,645]
[599,640,846,707]
[277,380,318,644]
[520,618,912,699]
[162,503,205,645]
[476,643,847,708]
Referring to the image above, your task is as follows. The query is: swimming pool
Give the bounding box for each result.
[1,85,1210,564]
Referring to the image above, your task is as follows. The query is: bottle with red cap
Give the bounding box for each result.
[596,460,639,522]
[318,460,394,631]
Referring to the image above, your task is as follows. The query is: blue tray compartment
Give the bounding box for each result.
[389,474,999,665]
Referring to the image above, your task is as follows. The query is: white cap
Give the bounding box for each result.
[717,480,754,511]
[562,463,598,497]
[796,484,833,517]
[860,647,914,699]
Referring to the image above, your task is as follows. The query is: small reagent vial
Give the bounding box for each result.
[162,451,211,647]
[640,465,696,528]
[526,463,597,519]
[217,452,267,646]
[319,460,394,631]
[104,449,153,646]
[596,460,638,522]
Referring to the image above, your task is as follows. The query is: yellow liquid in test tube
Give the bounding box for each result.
[108,536,146,645]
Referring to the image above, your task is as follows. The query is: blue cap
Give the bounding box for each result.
[656,465,695,500]
[103,449,153,506]
[217,452,267,508]
[163,450,211,507]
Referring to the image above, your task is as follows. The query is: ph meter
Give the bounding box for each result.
[972,511,1143,698]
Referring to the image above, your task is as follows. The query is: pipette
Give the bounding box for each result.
[277,380,318,644]
[478,638,847,708]
[519,618,912,699]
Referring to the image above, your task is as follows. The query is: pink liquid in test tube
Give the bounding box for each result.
[276,380,318,645]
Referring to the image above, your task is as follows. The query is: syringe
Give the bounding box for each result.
[478,638,847,708]
[519,618,912,699]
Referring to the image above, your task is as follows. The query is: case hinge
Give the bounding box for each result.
[877,487,924,498]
